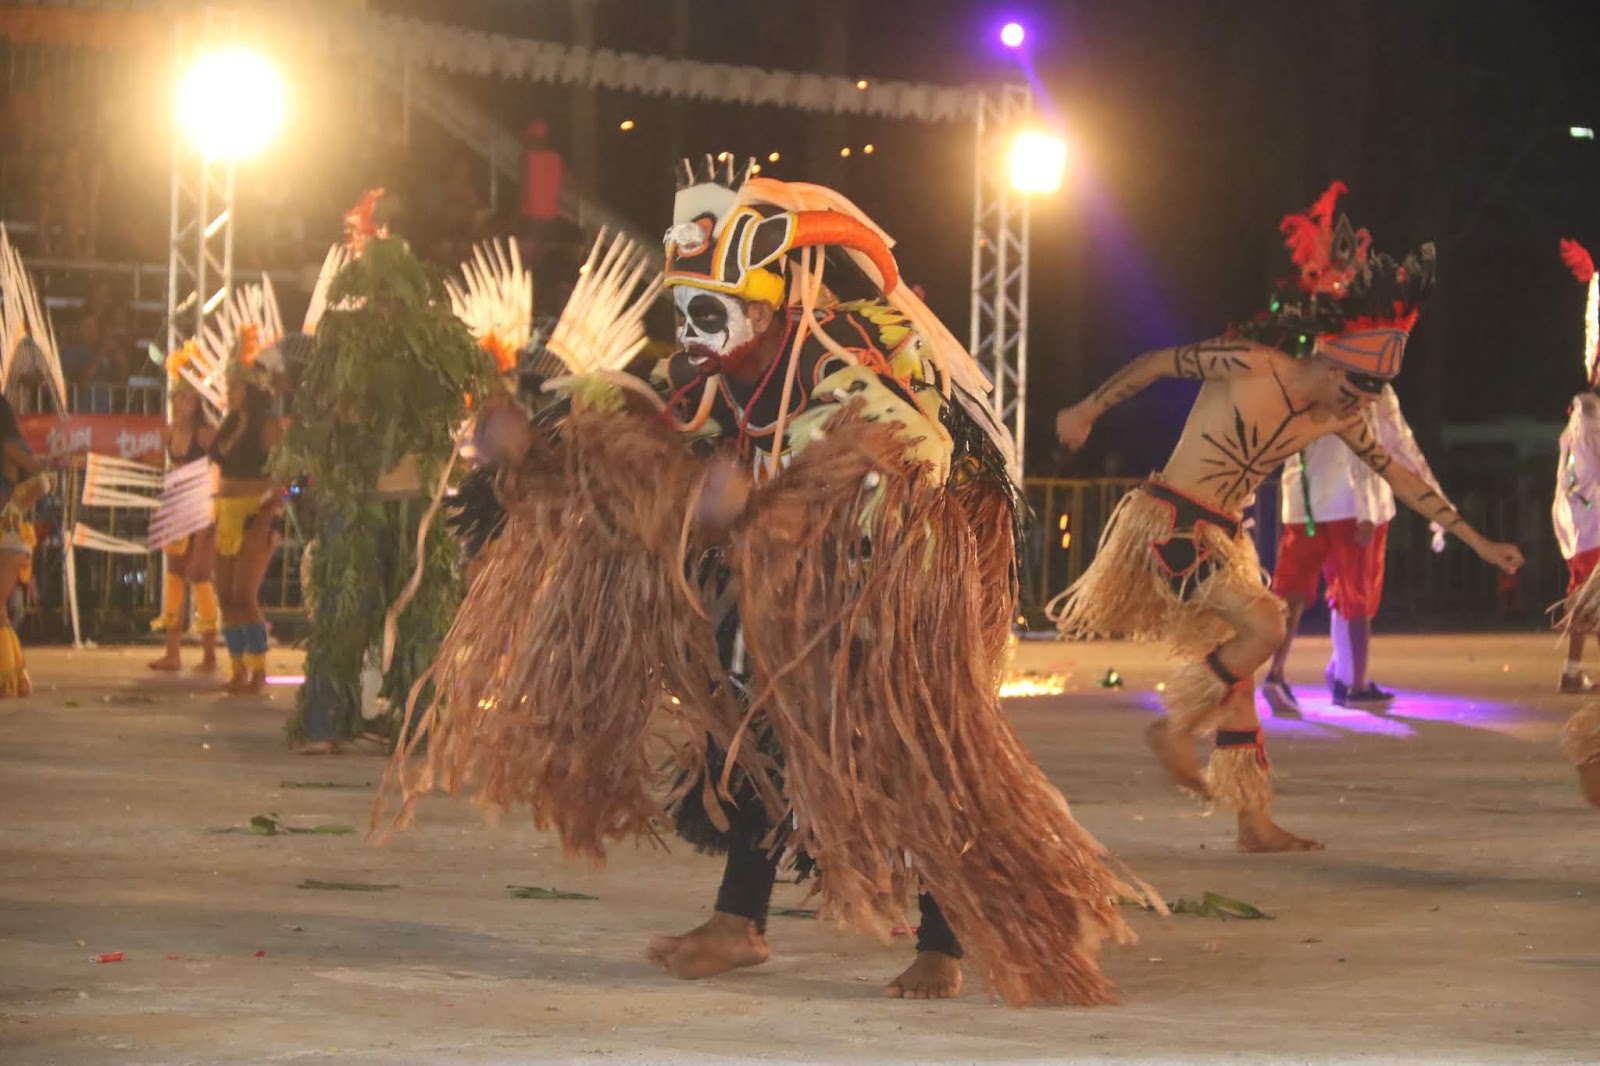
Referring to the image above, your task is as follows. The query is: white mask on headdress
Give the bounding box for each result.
[674,287,755,366]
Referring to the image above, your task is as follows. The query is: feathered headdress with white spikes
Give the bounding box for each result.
[1560,239,1599,387]
[447,239,532,375]
[545,228,661,378]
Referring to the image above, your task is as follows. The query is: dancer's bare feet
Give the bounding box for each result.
[1236,809,1324,852]
[645,912,769,980]
[1578,759,1600,808]
[883,951,963,999]
[194,654,218,674]
[293,739,337,755]
[1144,718,1209,797]
[219,670,246,695]
[241,671,267,695]
[148,655,182,672]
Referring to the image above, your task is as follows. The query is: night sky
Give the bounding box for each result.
[380,0,1600,475]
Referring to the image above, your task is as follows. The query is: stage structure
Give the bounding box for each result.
[169,4,1041,464]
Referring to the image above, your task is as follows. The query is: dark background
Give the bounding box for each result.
[374,0,1600,479]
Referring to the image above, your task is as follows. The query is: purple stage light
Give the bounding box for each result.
[1000,22,1026,48]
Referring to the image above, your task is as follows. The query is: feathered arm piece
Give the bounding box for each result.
[303,244,351,335]
[544,229,662,379]
[0,224,67,411]
[447,238,533,375]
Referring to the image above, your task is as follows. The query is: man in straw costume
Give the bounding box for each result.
[379,158,1144,1006]
[1050,183,1524,851]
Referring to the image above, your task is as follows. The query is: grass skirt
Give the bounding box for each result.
[1047,482,1266,655]
[733,407,1135,1006]
[375,409,773,860]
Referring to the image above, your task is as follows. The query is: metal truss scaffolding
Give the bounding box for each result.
[970,84,1033,473]
[165,7,237,359]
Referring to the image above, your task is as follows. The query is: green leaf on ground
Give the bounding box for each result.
[298,879,399,892]
[1120,891,1272,920]
[240,814,357,836]
[506,885,598,901]
[770,907,818,919]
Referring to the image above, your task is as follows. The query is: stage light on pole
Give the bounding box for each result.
[1008,130,1067,194]
[1000,22,1026,48]
[176,47,286,162]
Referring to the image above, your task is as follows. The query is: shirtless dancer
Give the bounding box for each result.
[1050,183,1524,850]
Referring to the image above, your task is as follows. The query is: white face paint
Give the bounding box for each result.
[674,287,754,365]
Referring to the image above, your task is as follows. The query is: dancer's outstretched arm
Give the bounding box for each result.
[1055,338,1267,451]
[1336,415,1524,573]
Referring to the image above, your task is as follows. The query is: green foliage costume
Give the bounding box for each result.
[275,235,498,743]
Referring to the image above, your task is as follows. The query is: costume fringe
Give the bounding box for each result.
[1046,485,1264,655]
[732,407,1134,1007]
[1561,701,1600,767]
[376,408,769,860]
[1205,746,1273,812]
[1163,658,1233,738]
[952,474,1020,684]
[1561,566,1600,638]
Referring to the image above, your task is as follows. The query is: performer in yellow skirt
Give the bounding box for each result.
[209,363,283,694]
[0,394,49,696]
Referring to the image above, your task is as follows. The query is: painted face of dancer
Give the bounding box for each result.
[1304,348,1383,419]
[674,288,777,378]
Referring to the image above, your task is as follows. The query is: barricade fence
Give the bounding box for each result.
[15,465,1558,644]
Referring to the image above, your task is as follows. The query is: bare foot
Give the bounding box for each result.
[293,739,338,755]
[1145,718,1209,797]
[218,671,246,695]
[883,951,963,1000]
[645,912,769,980]
[241,672,267,695]
[1578,759,1600,808]
[1236,809,1324,853]
[148,656,182,672]
[194,656,218,674]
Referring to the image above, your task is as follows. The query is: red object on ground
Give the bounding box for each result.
[93,952,124,963]
[253,950,266,957]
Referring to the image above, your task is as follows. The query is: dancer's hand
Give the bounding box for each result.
[1055,403,1096,452]
[1478,540,1523,575]
[694,454,751,533]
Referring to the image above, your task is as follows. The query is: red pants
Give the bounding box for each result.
[1567,546,1600,596]
[1271,518,1389,620]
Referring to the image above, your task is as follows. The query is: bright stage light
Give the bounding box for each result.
[176,48,286,161]
[1000,22,1026,48]
[1573,126,1596,141]
[1009,130,1067,194]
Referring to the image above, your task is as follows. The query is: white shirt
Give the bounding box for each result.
[1553,393,1600,559]
[1282,386,1445,530]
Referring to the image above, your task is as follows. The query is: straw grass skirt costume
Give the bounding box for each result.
[380,161,1141,1006]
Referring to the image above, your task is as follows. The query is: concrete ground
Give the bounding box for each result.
[0,635,1595,1066]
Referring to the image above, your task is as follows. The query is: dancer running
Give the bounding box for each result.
[1050,183,1523,850]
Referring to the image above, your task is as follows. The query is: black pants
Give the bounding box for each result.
[713,833,964,958]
